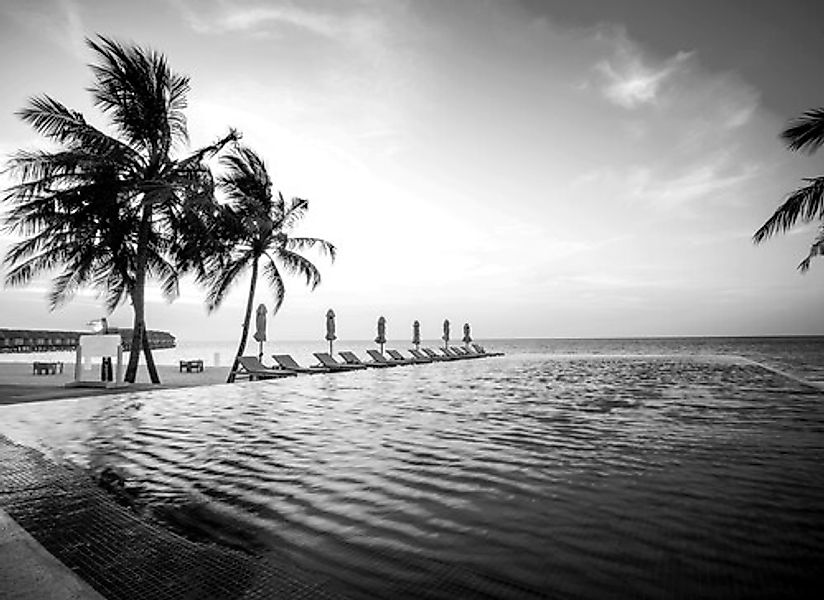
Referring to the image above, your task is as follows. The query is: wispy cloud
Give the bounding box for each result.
[593,28,692,109]
[174,0,388,51]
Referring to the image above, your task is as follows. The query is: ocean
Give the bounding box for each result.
[1,336,823,598]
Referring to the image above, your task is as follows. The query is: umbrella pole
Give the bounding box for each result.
[329,340,333,355]
[258,340,263,362]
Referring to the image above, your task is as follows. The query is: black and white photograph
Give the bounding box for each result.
[1,1,823,598]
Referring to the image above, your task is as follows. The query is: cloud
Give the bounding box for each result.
[1,0,87,61]
[572,153,760,212]
[593,28,692,109]
[174,0,389,51]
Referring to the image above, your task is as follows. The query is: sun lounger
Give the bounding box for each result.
[272,354,329,374]
[407,349,434,363]
[339,350,394,368]
[451,346,481,359]
[235,356,297,381]
[471,343,505,357]
[366,349,412,366]
[422,347,455,361]
[440,347,467,360]
[386,349,421,364]
[313,352,367,371]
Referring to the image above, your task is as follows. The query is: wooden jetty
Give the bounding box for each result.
[0,328,176,353]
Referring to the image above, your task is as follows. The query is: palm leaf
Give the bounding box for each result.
[782,108,824,154]
[271,248,322,290]
[286,236,337,261]
[203,252,252,312]
[798,225,824,272]
[262,258,286,314]
[753,177,824,243]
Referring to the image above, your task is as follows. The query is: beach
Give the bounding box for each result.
[0,361,229,405]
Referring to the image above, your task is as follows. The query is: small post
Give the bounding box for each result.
[74,345,82,381]
[116,346,124,385]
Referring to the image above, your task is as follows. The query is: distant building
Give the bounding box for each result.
[0,328,176,353]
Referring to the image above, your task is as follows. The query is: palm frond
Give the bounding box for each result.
[798,225,824,272]
[87,35,190,156]
[271,248,322,290]
[754,176,824,243]
[146,250,180,302]
[280,197,308,231]
[262,258,286,314]
[782,108,824,154]
[217,144,272,214]
[15,95,141,162]
[286,236,336,261]
[203,253,252,312]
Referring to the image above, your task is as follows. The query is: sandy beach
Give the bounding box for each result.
[0,361,230,405]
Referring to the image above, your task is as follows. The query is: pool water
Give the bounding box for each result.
[2,345,824,598]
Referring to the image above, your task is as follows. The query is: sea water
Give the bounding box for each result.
[1,337,823,598]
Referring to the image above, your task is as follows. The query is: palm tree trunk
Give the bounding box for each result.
[125,286,145,383]
[125,207,152,383]
[227,260,259,383]
[141,326,160,384]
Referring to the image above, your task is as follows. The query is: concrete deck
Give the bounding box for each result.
[0,362,230,405]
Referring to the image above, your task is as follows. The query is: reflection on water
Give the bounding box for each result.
[2,351,824,598]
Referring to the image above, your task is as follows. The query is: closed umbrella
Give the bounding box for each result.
[442,319,450,349]
[462,322,472,349]
[253,304,267,361]
[325,309,337,354]
[375,316,387,354]
[412,320,421,350]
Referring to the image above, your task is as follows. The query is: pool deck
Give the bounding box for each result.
[0,362,230,405]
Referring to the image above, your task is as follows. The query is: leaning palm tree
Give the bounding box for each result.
[754,107,824,271]
[2,36,236,383]
[202,145,336,383]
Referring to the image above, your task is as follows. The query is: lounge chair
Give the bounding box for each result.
[408,349,434,363]
[422,347,455,361]
[386,349,421,365]
[235,356,297,381]
[366,349,411,366]
[339,350,394,368]
[440,347,466,360]
[451,346,481,359]
[313,352,367,371]
[272,354,329,374]
[471,343,505,357]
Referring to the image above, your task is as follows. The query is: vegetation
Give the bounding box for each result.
[754,107,824,271]
[201,145,335,383]
[2,36,236,382]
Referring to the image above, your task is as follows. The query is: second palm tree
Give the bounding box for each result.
[203,145,336,383]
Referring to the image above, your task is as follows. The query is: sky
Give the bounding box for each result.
[0,0,823,342]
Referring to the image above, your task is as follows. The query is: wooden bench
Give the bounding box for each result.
[179,359,204,373]
[32,361,64,375]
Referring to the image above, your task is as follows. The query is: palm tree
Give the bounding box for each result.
[202,145,336,383]
[2,36,236,383]
[754,107,824,271]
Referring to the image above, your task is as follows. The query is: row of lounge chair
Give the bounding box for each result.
[233,344,504,381]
